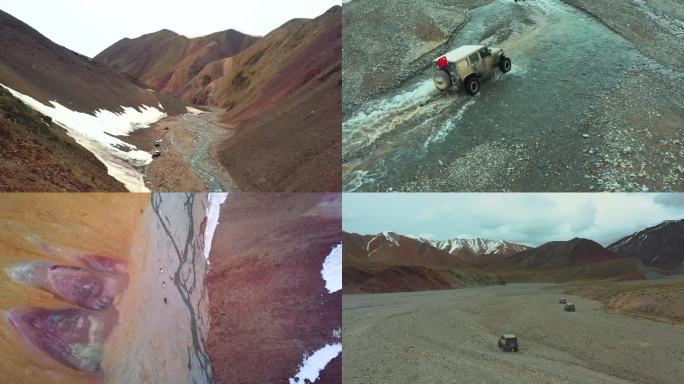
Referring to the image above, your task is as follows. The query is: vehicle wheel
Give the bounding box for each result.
[499,56,512,73]
[464,76,479,95]
[433,70,452,91]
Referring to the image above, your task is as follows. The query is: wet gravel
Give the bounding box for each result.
[561,0,684,71]
[342,0,492,115]
[576,69,684,192]
[342,0,684,192]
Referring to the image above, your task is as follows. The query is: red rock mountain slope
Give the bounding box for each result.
[343,232,653,292]
[95,29,259,99]
[469,238,647,282]
[343,232,504,294]
[95,6,342,191]
[206,193,341,383]
[609,220,684,272]
[0,87,125,191]
[0,10,180,114]
[0,9,184,191]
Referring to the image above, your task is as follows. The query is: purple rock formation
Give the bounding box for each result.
[76,254,127,274]
[29,240,127,274]
[8,261,128,310]
[6,306,119,372]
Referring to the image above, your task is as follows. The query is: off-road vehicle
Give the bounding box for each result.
[498,334,519,352]
[433,44,511,95]
[559,297,567,304]
[564,303,576,312]
[152,150,161,159]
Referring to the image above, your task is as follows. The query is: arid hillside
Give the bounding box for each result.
[215,6,342,192]
[609,219,684,272]
[95,29,259,99]
[95,6,342,192]
[566,280,684,325]
[0,9,188,191]
[342,229,664,293]
[343,231,504,294]
[0,87,125,191]
[0,10,180,114]
[206,193,341,383]
[467,238,647,282]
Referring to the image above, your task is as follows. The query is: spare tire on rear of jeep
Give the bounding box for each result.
[433,70,452,91]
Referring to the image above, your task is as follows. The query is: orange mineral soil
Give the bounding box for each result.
[0,193,212,384]
[0,193,147,384]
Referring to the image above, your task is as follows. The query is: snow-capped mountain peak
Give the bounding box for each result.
[427,237,530,256]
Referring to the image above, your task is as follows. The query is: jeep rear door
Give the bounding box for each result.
[468,52,484,75]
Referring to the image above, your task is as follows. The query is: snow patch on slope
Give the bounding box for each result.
[204,193,228,264]
[321,243,342,293]
[381,231,400,246]
[289,328,342,384]
[1,83,166,192]
[187,107,204,115]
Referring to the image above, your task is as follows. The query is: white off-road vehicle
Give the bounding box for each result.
[433,44,511,95]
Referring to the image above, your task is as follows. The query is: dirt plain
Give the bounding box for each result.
[566,280,684,325]
[343,278,684,384]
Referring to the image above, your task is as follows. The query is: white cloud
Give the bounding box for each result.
[343,193,684,246]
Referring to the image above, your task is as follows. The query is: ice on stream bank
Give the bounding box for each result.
[1,83,166,192]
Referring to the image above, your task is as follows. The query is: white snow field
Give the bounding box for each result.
[289,342,342,384]
[1,83,167,191]
[204,193,229,263]
[187,106,204,115]
[321,243,342,293]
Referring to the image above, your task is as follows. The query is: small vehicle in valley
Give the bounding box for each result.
[498,334,519,352]
[433,44,512,95]
[559,297,567,304]
[564,303,576,312]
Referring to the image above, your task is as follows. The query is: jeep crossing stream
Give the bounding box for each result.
[342,0,683,192]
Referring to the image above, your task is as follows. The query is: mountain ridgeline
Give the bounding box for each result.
[608,220,684,272]
[0,9,184,191]
[343,220,683,293]
[95,6,342,192]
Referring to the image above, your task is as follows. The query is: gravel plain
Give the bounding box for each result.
[343,280,684,384]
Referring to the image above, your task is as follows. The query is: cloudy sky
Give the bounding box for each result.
[343,193,684,246]
[0,0,340,57]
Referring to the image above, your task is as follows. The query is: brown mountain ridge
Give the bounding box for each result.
[341,223,684,293]
[0,10,181,115]
[95,6,342,192]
